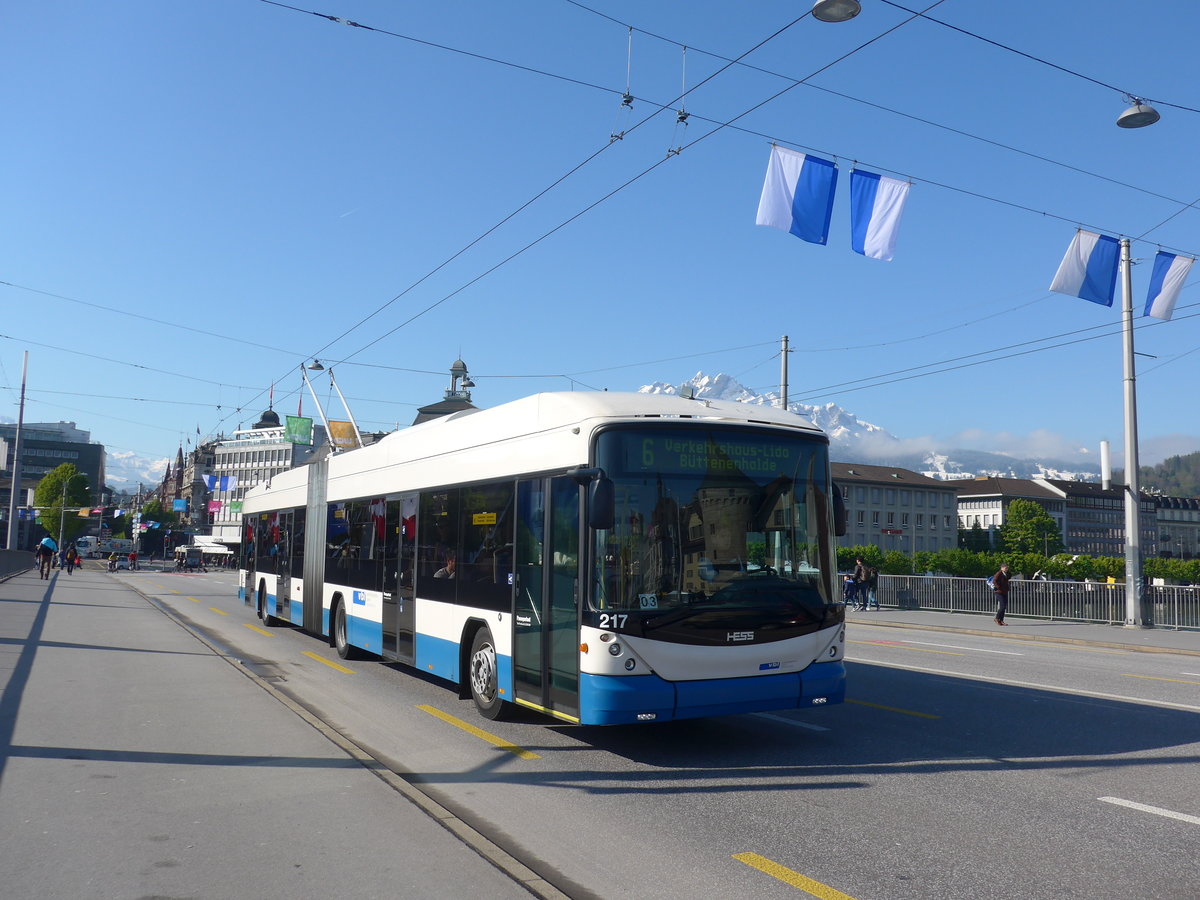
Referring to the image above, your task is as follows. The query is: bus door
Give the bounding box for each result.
[276,511,293,621]
[513,476,580,720]
[382,494,417,663]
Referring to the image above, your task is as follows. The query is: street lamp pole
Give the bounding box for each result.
[1119,238,1147,627]
[5,351,28,550]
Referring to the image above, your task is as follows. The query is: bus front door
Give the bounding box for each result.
[513,477,580,721]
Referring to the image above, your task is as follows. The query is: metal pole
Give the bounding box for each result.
[780,335,789,411]
[327,367,363,448]
[6,351,28,550]
[1119,238,1146,627]
[299,365,334,451]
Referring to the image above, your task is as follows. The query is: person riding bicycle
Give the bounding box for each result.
[34,536,58,580]
[108,551,120,572]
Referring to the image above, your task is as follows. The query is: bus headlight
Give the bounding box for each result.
[608,642,623,657]
[624,658,636,671]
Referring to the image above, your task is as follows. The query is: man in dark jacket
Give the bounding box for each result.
[992,563,1012,625]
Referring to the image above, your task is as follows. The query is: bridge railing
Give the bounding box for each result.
[874,575,1200,631]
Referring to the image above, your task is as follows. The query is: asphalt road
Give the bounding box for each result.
[18,564,1200,899]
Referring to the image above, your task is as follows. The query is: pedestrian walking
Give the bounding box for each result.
[34,536,58,579]
[991,563,1012,625]
[843,574,857,607]
[865,564,880,610]
[65,543,78,574]
[853,556,871,610]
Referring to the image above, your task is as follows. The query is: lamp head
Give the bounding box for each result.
[1117,100,1160,128]
[812,0,861,23]
[307,359,325,371]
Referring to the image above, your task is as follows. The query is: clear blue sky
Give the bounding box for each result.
[3,0,1199,486]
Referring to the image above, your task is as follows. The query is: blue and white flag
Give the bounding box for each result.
[849,170,911,261]
[204,474,238,492]
[756,145,838,245]
[1049,229,1120,306]
[1144,251,1193,321]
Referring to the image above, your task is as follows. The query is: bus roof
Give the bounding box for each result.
[243,391,825,512]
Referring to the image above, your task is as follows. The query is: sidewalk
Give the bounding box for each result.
[845,605,1200,656]
[0,567,554,899]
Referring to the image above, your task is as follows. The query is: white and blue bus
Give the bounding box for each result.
[239,392,846,725]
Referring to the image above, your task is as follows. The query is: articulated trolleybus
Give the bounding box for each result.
[239,392,846,725]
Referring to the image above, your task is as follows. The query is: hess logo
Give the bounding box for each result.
[727,631,754,642]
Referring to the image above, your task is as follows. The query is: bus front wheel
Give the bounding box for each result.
[259,588,277,628]
[468,627,504,720]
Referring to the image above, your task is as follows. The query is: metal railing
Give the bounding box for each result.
[874,575,1200,631]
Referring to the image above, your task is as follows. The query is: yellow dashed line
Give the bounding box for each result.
[1124,673,1200,686]
[188,596,200,603]
[208,607,228,617]
[734,852,859,899]
[847,699,940,719]
[417,704,541,759]
[302,651,354,674]
[243,623,274,637]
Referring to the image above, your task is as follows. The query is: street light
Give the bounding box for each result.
[812,0,861,22]
[1116,98,1160,129]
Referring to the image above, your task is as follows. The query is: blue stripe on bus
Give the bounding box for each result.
[416,633,460,682]
[346,610,381,654]
[579,661,846,725]
[289,599,303,627]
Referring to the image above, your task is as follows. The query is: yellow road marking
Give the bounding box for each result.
[208,607,228,616]
[417,704,541,759]
[188,596,200,603]
[1124,673,1200,686]
[302,651,354,674]
[847,640,964,656]
[168,589,180,594]
[243,623,275,637]
[847,698,940,719]
[733,852,859,899]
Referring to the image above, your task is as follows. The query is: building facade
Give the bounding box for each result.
[209,408,327,546]
[954,476,1066,550]
[833,462,960,554]
[0,421,106,549]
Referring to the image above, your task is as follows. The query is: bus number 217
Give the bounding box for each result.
[599,614,628,629]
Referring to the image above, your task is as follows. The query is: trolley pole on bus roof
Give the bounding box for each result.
[780,335,789,412]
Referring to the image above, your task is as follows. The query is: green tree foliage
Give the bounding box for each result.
[32,464,92,546]
[997,499,1063,555]
[958,522,991,552]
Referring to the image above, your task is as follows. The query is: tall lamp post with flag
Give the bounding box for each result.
[1051,230,1192,628]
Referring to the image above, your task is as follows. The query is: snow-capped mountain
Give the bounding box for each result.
[639,372,1100,482]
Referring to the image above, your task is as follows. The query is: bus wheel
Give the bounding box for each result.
[334,602,359,660]
[468,627,505,720]
[259,586,277,627]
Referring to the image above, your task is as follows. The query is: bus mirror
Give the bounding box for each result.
[588,477,615,530]
[832,485,847,537]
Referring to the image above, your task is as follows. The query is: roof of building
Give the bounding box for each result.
[830,462,952,488]
[954,476,1062,500]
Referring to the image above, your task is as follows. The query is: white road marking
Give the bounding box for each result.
[1183,672,1200,678]
[887,639,1024,655]
[843,657,1200,713]
[1099,797,1200,826]
[754,712,830,732]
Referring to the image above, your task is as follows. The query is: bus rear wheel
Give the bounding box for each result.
[469,627,504,720]
[334,602,359,660]
[259,587,277,627]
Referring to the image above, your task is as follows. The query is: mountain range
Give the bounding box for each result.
[638,372,1101,482]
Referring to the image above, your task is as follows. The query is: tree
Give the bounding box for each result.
[32,464,92,546]
[997,499,1063,555]
[959,522,991,552]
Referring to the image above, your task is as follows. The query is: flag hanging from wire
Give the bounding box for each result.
[205,474,237,491]
[849,170,911,261]
[1049,229,1120,306]
[1144,250,1193,321]
[756,145,838,245]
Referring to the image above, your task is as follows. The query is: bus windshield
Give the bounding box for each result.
[590,426,840,643]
